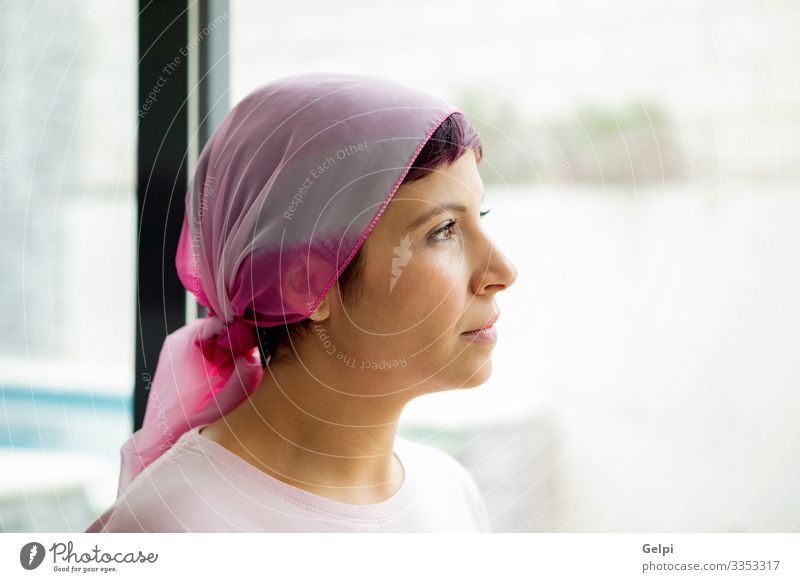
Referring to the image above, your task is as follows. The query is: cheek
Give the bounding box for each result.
[362,248,465,338]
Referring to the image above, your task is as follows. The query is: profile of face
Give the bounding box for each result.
[309,150,518,400]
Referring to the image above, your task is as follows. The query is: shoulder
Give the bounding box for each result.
[89,469,190,532]
[88,444,221,532]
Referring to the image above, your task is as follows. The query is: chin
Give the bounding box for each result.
[457,359,493,389]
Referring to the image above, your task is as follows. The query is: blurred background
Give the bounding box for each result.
[1,0,798,532]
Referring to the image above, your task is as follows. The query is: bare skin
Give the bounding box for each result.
[200,151,518,504]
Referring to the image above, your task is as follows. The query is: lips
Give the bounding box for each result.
[462,311,500,334]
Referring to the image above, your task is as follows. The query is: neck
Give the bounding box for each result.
[216,347,411,504]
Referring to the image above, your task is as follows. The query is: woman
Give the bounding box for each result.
[85,72,517,532]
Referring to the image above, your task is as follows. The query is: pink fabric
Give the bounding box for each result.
[115,72,458,499]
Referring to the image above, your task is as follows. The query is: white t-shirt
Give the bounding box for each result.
[85,423,492,532]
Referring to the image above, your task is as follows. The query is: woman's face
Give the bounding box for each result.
[321,150,518,397]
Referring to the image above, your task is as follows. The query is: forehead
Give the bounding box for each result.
[380,152,483,224]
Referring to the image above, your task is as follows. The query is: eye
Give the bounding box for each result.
[429,208,491,243]
[430,219,457,243]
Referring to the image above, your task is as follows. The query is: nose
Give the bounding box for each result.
[472,237,518,295]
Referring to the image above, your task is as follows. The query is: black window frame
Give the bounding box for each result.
[134,0,229,431]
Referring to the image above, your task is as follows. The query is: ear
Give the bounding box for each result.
[309,292,332,322]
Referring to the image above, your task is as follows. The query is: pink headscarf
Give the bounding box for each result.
[115,72,458,498]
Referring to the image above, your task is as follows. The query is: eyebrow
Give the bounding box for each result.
[404,192,486,233]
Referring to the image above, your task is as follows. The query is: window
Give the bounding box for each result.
[0,0,136,532]
[5,0,798,534]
